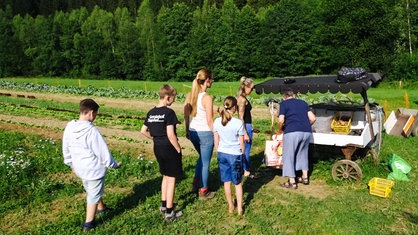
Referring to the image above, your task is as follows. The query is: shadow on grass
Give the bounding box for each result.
[403,212,418,224]
[98,176,161,224]
[243,151,279,209]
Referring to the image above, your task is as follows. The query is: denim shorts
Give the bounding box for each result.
[217,152,243,185]
[82,177,105,204]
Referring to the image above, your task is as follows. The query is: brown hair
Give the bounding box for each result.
[282,87,294,98]
[220,96,237,126]
[159,84,177,99]
[189,68,212,116]
[80,98,99,114]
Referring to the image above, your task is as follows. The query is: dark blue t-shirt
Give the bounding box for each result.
[279,98,312,134]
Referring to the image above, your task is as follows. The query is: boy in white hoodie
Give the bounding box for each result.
[62,98,121,231]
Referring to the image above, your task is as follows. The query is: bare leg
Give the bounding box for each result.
[97,199,106,211]
[302,170,308,179]
[85,203,97,222]
[164,176,176,209]
[161,176,168,203]
[235,182,243,215]
[223,182,234,213]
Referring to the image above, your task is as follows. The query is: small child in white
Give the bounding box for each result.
[62,98,121,231]
[213,96,245,215]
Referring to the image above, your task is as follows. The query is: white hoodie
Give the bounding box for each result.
[62,120,118,180]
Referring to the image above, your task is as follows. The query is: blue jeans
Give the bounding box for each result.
[243,123,253,171]
[190,131,214,189]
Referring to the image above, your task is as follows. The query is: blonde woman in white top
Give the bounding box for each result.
[184,68,216,200]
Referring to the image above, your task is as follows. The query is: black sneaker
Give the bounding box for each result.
[164,210,183,222]
[82,221,96,232]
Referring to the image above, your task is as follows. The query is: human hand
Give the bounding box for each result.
[244,133,250,143]
[116,162,122,168]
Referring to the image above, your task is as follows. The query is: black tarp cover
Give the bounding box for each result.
[254,73,382,95]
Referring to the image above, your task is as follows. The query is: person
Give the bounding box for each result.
[62,98,122,232]
[237,76,258,178]
[277,87,316,189]
[184,68,216,200]
[214,96,245,216]
[140,84,183,222]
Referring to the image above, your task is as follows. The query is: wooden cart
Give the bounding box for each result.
[254,73,384,183]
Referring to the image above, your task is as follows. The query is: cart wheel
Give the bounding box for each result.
[332,160,363,183]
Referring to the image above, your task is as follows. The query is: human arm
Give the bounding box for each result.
[62,128,72,168]
[239,134,245,155]
[214,131,219,152]
[140,124,153,140]
[202,93,214,131]
[308,111,316,125]
[184,93,191,139]
[91,128,120,169]
[237,96,250,142]
[277,114,285,134]
[167,124,181,153]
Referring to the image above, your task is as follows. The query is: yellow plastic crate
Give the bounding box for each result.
[331,111,353,134]
[368,177,395,198]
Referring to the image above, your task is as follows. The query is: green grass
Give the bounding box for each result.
[0,131,417,234]
[0,78,417,234]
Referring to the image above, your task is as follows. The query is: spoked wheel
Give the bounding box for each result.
[332,160,363,183]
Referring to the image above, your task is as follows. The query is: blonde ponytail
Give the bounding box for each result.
[237,76,254,97]
[189,68,213,116]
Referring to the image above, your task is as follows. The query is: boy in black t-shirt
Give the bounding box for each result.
[140,84,183,222]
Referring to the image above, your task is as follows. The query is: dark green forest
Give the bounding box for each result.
[1,0,418,81]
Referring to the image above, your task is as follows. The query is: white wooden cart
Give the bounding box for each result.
[254,73,384,183]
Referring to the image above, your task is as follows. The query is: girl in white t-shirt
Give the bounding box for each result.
[213,96,245,216]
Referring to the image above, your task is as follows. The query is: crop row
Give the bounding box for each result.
[0,102,145,130]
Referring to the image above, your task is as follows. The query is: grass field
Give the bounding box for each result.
[0,78,417,234]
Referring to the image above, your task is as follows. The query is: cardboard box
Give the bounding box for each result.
[384,108,418,137]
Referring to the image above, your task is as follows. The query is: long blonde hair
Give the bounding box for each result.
[237,76,254,97]
[220,96,237,126]
[189,68,212,116]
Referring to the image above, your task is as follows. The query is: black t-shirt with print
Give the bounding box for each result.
[144,106,179,145]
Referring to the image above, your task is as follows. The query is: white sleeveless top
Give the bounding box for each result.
[189,92,211,131]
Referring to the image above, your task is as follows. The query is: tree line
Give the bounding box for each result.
[0,0,417,81]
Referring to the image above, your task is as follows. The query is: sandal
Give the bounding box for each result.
[297,177,309,185]
[280,180,298,189]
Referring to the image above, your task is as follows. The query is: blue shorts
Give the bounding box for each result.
[217,152,243,185]
[82,177,105,204]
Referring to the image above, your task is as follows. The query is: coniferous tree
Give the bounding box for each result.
[157,3,193,80]
[137,0,162,80]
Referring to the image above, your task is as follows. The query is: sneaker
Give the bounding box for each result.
[198,190,216,200]
[82,221,96,232]
[164,210,183,222]
[159,206,166,213]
